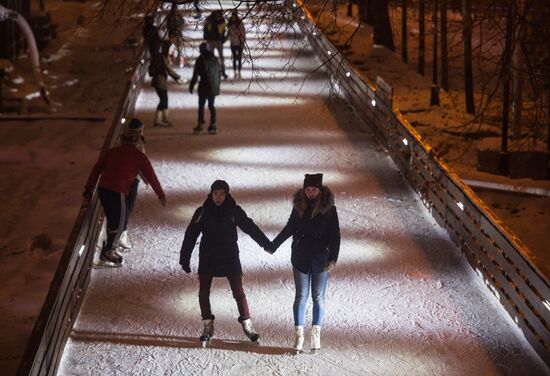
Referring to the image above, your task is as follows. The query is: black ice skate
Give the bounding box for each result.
[241,319,260,342]
[200,319,214,347]
[207,124,217,135]
[97,247,124,268]
[193,123,205,134]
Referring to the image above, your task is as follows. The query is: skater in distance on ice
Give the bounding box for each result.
[149,40,183,127]
[190,42,221,135]
[267,173,341,353]
[83,118,166,267]
[226,9,246,80]
[179,180,272,346]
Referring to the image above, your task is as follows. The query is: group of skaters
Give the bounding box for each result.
[83,121,341,353]
[143,6,247,134]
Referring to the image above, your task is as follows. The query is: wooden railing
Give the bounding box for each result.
[17,50,149,376]
[293,0,550,367]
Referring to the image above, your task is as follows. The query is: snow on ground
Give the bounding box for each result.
[0,1,138,374]
[318,3,550,274]
[56,2,548,375]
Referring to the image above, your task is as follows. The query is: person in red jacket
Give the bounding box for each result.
[84,118,166,266]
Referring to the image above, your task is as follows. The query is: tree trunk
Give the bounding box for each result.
[432,0,438,85]
[402,0,408,63]
[366,0,376,26]
[372,0,395,51]
[502,4,515,154]
[441,0,449,91]
[462,0,475,114]
[511,0,525,139]
[418,0,425,75]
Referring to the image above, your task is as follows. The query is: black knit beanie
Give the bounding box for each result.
[211,180,230,193]
[303,173,323,189]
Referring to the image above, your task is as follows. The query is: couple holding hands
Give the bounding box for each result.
[179,173,340,352]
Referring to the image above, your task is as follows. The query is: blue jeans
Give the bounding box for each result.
[293,267,330,326]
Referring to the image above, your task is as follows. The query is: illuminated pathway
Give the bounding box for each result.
[58,2,548,375]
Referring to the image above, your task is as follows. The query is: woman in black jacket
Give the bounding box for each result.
[180,180,271,346]
[270,173,340,353]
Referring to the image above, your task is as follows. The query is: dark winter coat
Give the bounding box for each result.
[180,194,270,276]
[189,50,220,97]
[203,12,227,42]
[272,187,340,274]
[150,53,181,91]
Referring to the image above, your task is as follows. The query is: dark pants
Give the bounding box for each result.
[123,178,140,231]
[155,86,168,111]
[98,187,127,250]
[199,274,250,322]
[231,46,243,71]
[198,95,216,125]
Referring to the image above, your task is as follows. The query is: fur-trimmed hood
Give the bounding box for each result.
[292,186,335,217]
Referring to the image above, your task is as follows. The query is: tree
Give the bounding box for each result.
[372,0,394,51]
[418,0,426,75]
[462,0,475,114]
[440,0,449,91]
[402,0,408,63]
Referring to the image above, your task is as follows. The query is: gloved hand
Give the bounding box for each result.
[324,260,336,273]
[181,263,191,273]
[189,86,193,94]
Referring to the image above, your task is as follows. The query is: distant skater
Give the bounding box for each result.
[84,118,166,267]
[189,42,220,134]
[227,10,246,79]
[203,10,228,80]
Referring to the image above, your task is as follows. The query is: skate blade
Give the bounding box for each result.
[93,260,123,269]
[310,349,320,354]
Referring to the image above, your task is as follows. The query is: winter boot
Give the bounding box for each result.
[153,110,169,127]
[200,319,215,347]
[193,122,205,134]
[207,123,217,134]
[99,246,123,267]
[310,325,321,353]
[161,109,174,127]
[117,230,132,251]
[241,318,260,342]
[293,326,304,353]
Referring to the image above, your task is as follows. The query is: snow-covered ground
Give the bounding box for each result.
[55,3,548,375]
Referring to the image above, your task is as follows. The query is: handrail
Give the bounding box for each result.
[16,49,149,376]
[293,0,550,367]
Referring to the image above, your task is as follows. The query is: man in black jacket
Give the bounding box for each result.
[180,180,272,346]
[189,43,221,134]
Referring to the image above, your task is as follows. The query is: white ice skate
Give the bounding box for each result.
[200,319,214,347]
[117,230,132,251]
[310,325,321,354]
[293,326,304,354]
[241,318,260,342]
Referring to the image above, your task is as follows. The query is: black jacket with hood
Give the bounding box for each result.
[180,194,270,276]
[189,47,220,97]
[272,187,340,274]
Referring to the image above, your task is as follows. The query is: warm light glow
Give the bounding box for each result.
[371,99,376,107]
[402,138,408,146]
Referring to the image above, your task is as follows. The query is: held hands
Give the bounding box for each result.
[181,263,191,273]
[324,260,336,273]
[263,241,275,255]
